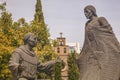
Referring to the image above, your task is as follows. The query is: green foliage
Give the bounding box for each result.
[68,51,79,80]
[51,39,58,47]
[0,8,16,79]
[18,18,28,27]
[54,57,62,80]
[30,21,50,50]
[0,52,12,80]
[31,0,50,51]
[0,11,12,34]
[34,0,45,24]
[0,2,6,11]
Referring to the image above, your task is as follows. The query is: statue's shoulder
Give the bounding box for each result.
[13,45,24,54]
[98,17,109,25]
[98,16,106,20]
[98,17,108,22]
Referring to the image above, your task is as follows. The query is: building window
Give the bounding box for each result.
[64,48,66,53]
[57,48,60,53]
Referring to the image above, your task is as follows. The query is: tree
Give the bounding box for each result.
[54,57,62,80]
[68,51,79,80]
[34,0,45,24]
[0,4,13,79]
[0,2,6,12]
[18,18,28,27]
[0,11,12,34]
[32,0,50,50]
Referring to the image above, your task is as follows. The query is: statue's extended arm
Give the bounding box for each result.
[37,60,56,74]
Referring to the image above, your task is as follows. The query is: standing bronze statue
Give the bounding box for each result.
[77,5,120,80]
[9,33,58,80]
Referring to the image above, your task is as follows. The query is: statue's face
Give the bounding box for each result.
[84,8,93,19]
[27,35,37,47]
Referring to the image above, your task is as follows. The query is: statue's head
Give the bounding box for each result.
[23,33,37,47]
[84,5,97,19]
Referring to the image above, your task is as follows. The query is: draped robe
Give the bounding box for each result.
[9,45,55,80]
[77,17,120,80]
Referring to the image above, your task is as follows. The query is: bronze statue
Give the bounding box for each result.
[77,5,120,80]
[9,33,57,80]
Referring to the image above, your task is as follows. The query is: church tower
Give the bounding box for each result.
[54,33,69,80]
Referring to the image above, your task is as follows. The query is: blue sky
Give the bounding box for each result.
[2,0,120,47]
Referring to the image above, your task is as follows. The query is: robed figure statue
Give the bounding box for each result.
[9,33,59,80]
[77,5,120,80]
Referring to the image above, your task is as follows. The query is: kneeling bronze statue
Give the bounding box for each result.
[9,33,63,80]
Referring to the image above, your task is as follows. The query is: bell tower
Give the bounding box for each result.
[54,33,69,80]
[57,32,66,46]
